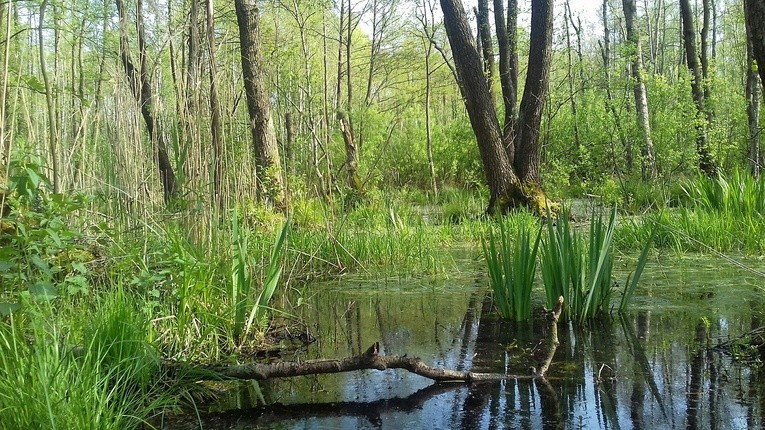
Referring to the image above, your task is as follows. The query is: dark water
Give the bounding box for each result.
[169,255,765,429]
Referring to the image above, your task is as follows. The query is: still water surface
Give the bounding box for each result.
[178,255,765,429]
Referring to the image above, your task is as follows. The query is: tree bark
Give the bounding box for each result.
[284,112,295,178]
[38,0,59,193]
[745,0,763,175]
[564,0,582,179]
[622,0,657,179]
[440,0,519,213]
[493,0,517,138]
[234,0,286,209]
[679,0,718,177]
[424,25,438,196]
[600,0,631,172]
[477,0,495,96]
[116,0,179,203]
[338,111,363,198]
[745,0,765,90]
[513,0,553,185]
[188,298,564,383]
[701,0,711,103]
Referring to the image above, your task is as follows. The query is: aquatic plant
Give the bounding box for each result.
[232,212,288,344]
[541,206,651,322]
[482,217,541,321]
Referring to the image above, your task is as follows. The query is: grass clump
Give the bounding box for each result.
[482,213,541,321]
[0,292,168,430]
[540,207,652,322]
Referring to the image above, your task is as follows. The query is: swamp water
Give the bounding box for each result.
[170,255,765,429]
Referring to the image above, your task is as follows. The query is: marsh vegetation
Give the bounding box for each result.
[1,0,765,428]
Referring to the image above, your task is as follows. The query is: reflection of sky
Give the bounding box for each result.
[242,256,765,429]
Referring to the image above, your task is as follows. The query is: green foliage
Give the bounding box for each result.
[681,170,765,217]
[0,153,93,310]
[232,213,288,344]
[482,214,541,321]
[0,294,166,430]
[617,172,765,254]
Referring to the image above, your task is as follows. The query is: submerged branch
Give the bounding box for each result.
[183,297,566,383]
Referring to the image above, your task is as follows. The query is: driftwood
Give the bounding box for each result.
[190,297,565,383]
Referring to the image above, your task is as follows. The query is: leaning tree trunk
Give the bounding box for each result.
[440,0,554,215]
[622,0,657,179]
[234,0,286,210]
[745,0,765,91]
[680,0,718,178]
[116,0,178,204]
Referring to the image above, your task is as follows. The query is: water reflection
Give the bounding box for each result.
[167,257,765,429]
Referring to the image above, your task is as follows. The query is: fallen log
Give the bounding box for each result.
[185,297,565,383]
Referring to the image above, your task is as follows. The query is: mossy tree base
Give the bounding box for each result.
[489,179,559,219]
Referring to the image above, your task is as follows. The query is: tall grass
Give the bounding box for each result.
[0,292,168,429]
[482,215,541,321]
[682,170,765,217]
[615,171,765,254]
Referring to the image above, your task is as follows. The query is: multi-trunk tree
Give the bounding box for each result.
[440,0,554,214]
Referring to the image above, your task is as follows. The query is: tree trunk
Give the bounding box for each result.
[440,0,554,215]
[622,0,657,179]
[701,0,711,103]
[284,112,295,178]
[39,0,59,193]
[234,0,286,210]
[334,0,345,113]
[424,28,438,196]
[600,0,631,172]
[745,0,765,91]
[116,0,178,204]
[564,0,582,180]
[493,0,517,138]
[679,0,718,177]
[338,111,363,198]
[745,0,763,175]
[513,0,553,185]
[186,298,564,382]
[477,0,495,96]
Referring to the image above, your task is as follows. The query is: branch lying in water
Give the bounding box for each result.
[188,297,564,383]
